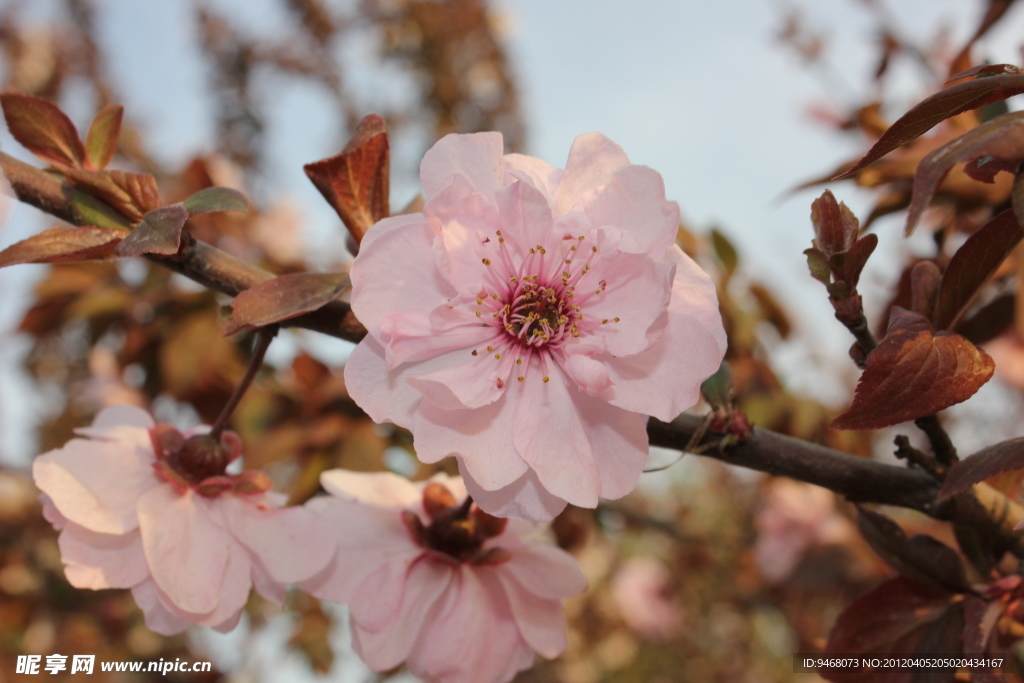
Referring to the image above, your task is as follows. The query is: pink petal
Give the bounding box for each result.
[580,241,675,357]
[136,486,231,615]
[344,336,419,428]
[407,348,510,411]
[424,174,503,295]
[33,436,158,534]
[576,394,650,500]
[420,132,505,201]
[501,542,588,599]
[350,559,453,671]
[251,561,286,605]
[554,133,630,218]
[150,541,252,632]
[502,154,564,202]
[462,465,567,523]
[76,405,154,435]
[562,353,612,396]
[358,212,427,254]
[492,570,568,658]
[494,178,553,257]
[603,310,724,422]
[350,553,419,632]
[381,307,495,369]
[513,366,600,508]
[412,392,528,490]
[40,495,66,530]
[302,497,420,604]
[579,165,679,256]
[408,568,532,683]
[350,217,456,341]
[319,470,423,507]
[220,495,333,584]
[131,579,192,635]
[665,245,728,356]
[58,524,148,590]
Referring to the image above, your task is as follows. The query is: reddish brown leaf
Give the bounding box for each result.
[832,308,995,430]
[0,92,85,168]
[946,63,1024,85]
[834,74,1024,181]
[66,169,161,223]
[856,507,968,591]
[304,114,390,244]
[910,261,941,318]
[225,272,351,335]
[906,111,1024,235]
[934,210,1023,331]
[84,103,122,170]
[114,204,189,257]
[831,234,878,290]
[0,225,123,267]
[811,190,858,256]
[939,437,1024,499]
[822,577,958,683]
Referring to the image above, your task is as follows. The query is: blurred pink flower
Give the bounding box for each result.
[610,556,681,639]
[754,479,854,584]
[345,132,727,521]
[983,332,1024,392]
[33,405,332,634]
[303,470,587,683]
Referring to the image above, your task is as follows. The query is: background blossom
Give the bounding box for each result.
[33,405,332,634]
[345,132,727,521]
[303,470,587,683]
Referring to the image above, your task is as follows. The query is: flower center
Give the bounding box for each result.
[402,483,510,566]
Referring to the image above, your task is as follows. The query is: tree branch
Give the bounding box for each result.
[3,151,1021,551]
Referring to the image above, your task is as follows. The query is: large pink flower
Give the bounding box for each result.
[303,470,587,683]
[345,132,727,520]
[33,405,332,635]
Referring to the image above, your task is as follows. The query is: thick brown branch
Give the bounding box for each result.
[648,414,940,512]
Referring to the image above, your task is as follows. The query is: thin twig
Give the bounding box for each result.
[210,327,277,438]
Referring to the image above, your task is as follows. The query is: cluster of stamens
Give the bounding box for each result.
[468,231,620,386]
[401,483,509,566]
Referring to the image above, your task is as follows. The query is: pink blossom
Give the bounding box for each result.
[303,470,587,683]
[345,132,727,521]
[33,405,332,635]
[610,556,682,639]
[754,479,854,584]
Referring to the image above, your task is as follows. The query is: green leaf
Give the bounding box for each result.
[709,228,738,275]
[84,104,122,170]
[804,247,832,285]
[182,186,251,216]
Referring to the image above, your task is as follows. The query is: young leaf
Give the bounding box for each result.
[804,247,832,285]
[182,186,251,216]
[0,226,124,267]
[831,233,878,290]
[939,437,1024,499]
[84,103,123,170]
[114,204,189,257]
[0,92,86,169]
[834,74,1024,181]
[304,113,390,245]
[933,209,1023,330]
[946,63,1024,84]
[810,190,857,256]
[65,169,161,223]
[224,272,351,336]
[832,308,994,430]
[905,110,1024,235]
[822,576,957,683]
[710,228,738,276]
[855,507,968,591]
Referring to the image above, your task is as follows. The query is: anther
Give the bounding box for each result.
[543,376,550,382]
[482,258,491,265]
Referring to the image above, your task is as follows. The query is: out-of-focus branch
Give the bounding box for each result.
[0,151,366,342]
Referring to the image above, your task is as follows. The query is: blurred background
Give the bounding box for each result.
[2,0,1024,680]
